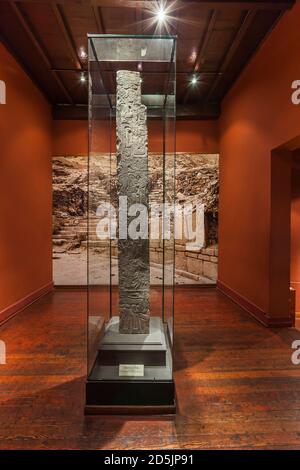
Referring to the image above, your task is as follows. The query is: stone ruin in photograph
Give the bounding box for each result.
[52,153,219,287]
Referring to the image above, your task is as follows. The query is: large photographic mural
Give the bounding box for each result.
[52,153,219,286]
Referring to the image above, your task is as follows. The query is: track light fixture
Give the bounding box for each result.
[191,74,199,85]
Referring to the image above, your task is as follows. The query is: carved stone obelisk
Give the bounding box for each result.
[116,70,150,334]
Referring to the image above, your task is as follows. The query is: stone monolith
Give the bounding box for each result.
[116,70,150,334]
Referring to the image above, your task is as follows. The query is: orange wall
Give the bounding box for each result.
[53,119,219,155]
[219,0,300,321]
[0,43,52,317]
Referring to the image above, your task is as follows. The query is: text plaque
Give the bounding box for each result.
[119,364,144,377]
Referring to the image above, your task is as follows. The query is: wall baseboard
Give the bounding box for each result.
[54,284,87,289]
[217,280,293,328]
[0,282,53,326]
[54,283,217,290]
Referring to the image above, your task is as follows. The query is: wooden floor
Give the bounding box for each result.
[0,287,300,449]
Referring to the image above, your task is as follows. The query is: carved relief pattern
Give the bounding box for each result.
[116,70,150,334]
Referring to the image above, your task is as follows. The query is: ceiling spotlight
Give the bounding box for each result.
[79,47,87,60]
[146,1,175,34]
[80,73,86,83]
[191,75,198,85]
[156,6,166,23]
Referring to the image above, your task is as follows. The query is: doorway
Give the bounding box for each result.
[291,149,300,328]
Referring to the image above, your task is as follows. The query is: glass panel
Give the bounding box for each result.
[89,35,174,63]
[87,35,176,404]
[163,65,176,346]
[87,48,111,374]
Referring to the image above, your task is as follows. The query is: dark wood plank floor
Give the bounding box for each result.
[0,287,300,449]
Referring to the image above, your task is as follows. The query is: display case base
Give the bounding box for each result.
[85,379,175,413]
[86,316,175,414]
[85,401,176,415]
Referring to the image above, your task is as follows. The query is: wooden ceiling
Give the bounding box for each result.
[0,0,295,119]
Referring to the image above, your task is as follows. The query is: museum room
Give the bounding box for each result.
[1,0,300,454]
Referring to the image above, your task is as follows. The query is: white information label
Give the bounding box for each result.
[119,364,144,377]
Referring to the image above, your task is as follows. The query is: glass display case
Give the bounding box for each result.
[86,34,176,413]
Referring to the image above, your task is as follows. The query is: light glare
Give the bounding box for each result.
[156,7,166,23]
[79,47,87,60]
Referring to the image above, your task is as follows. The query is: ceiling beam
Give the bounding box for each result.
[51,3,81,70]
[4,1,295,10]
[135,2,142,34]
[178,0,295,10]
[10,1,73,104]
[92,5,105,34]
[51,68,221,75]
[176,102,220,119]
[182,9,217,104]
[193,9,218,73]
[90,39,113,110]
[91,4,112,99]
[166,0,294,8]
[94,0,294,8]
[52,102,220,120]
[205,9,257,101]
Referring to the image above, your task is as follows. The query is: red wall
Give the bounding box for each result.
[219,0,300,325]
[0,43,53,321]
[53,119,219,155]
[3,1,300,326]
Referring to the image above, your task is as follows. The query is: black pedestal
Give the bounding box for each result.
[85,379,175,413]
[85,317,176,414]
